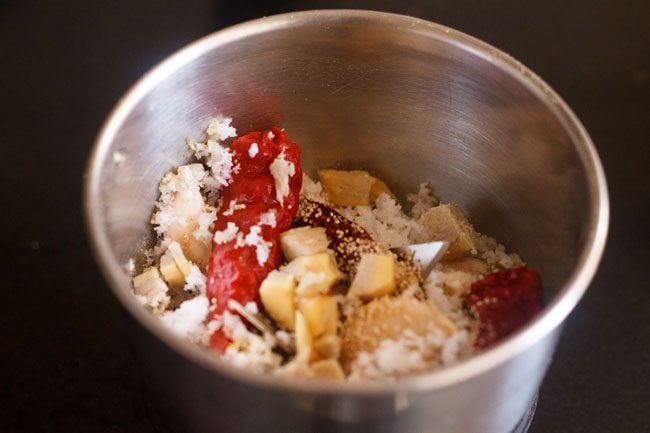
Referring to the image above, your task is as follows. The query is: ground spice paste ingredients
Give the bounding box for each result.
[130,117,543,381]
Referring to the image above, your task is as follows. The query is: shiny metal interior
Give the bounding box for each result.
[84,10,608,433]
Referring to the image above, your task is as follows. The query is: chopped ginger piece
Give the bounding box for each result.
[294,311,314,362]
[279,226,329,261]
[282,253,343,290]
[159,251,185,287]
[132,267,170,313]
[167,241,193,277]
[259,271,297,330]
[347,253,397,300]
[313,335,342,359]
[299,295,339,338]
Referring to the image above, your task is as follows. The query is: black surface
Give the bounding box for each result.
[1,1,648,432]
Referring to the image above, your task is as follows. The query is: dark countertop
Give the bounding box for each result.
[1,1,648,432]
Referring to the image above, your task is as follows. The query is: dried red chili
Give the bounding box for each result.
[466,266,543,350]
[206,128,302,352]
